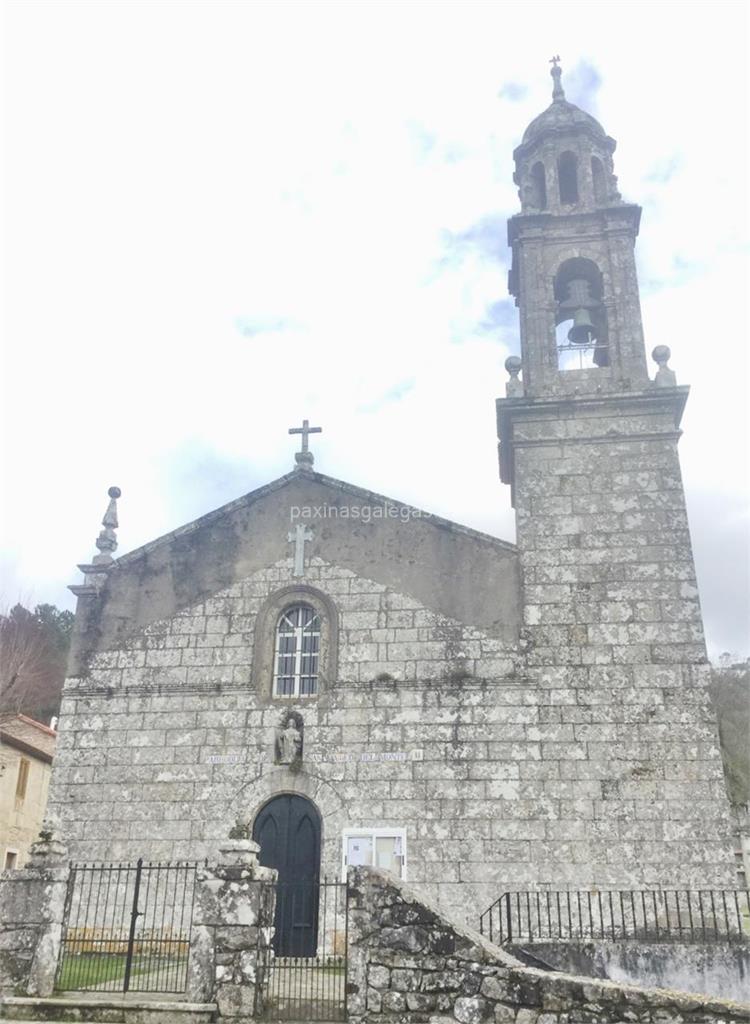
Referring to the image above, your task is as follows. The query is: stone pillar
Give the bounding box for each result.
[0,820,70,997]
[188,838,277,1019]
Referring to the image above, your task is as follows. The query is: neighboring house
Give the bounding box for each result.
[0,714,57,868]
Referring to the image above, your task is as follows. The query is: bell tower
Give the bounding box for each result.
[496,63,736,891]
[508,57,649,395]
[499,59,705,667]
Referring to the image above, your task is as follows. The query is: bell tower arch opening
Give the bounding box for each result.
[591,155,606,203]
[553,257,609,369]
[530,161,547,210]
[557,151,579,204]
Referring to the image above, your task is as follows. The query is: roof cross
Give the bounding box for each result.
[549,55,565,102]
[289,418,322,470]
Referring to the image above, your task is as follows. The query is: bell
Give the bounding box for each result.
[568,307,596,345]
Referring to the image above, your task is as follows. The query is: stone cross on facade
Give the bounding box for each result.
[289,419,322,470]
[288,523,313,577]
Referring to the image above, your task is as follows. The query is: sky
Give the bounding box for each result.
[1,0,748,660]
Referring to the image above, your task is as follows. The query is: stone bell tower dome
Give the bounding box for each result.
[508,58,650,396]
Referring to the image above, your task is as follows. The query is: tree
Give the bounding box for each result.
[0,603,74,724]
[709,657,750,808]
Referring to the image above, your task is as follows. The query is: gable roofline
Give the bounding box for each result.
[112,468,517,569]
[0,713,57,737]
[0,714,57,762]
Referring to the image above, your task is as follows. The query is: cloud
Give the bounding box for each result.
[477,300,518,334]
[235,316,294,338]
[442,215,506,264]
[645,156,682,184]
[1,0,747,658]
[498,82,528,102]
[565,60,603,113]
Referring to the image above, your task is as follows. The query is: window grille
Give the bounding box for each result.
[273,604,320,698]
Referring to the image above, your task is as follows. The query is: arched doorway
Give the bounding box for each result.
[253,794,321,956]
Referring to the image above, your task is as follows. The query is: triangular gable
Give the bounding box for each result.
[70,469,519,666]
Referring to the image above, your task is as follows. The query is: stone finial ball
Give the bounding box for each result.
[505,355,523,374]
[108,486,122,499]
[652,345,671,365]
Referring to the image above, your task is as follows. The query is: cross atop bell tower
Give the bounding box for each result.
[507,59,650,397]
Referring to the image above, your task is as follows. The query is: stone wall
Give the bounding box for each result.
[187,839,276,1018]
[346,866,750,1023]
[50,555,541,927]
[48,538,736,925]
[506,941,750,1005]
[0,825,69,997]
[498,387,736,889]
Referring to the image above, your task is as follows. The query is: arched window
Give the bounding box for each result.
[530,162,547,210]
[253,586,338,700]
[274,604,320,698]
[558,151,579,204]
[591,156,606,203]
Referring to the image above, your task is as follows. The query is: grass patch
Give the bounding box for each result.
[55,953,179,991]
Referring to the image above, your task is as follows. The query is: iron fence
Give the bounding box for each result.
[56,859,198,993]
[479,889,750,946]
[255,878,348,1021]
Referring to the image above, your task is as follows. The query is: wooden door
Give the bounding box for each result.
[253,794,321,956]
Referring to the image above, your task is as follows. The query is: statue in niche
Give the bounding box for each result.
[275,711,303,768]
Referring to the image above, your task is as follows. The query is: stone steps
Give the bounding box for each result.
[0,996,216,1024]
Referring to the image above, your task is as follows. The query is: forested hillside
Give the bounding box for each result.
[709,660,750,808]
[0,603,74,725]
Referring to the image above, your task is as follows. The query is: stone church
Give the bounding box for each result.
[47,62,737,928]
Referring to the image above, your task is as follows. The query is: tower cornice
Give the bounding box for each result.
[497,386,690,501]
[507,204,642,246]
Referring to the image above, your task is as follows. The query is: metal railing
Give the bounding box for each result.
[255,878,348,1021]
[479,889,750,946]
[56,859,198,993]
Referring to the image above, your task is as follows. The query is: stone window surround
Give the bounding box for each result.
[252,584,339,702]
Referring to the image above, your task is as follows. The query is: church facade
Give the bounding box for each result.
[47,64,737,928]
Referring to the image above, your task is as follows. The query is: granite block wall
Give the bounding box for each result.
[49,539,736,929]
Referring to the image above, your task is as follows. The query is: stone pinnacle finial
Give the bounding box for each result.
[92,486,121,565]
[288,418,322,471]
[550,55,565,102]
[652,345,677,387]
[505,355,524,397]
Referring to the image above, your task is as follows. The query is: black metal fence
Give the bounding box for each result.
[479,889,750,946]
[56,860,198,993]
[255,878,348,1021]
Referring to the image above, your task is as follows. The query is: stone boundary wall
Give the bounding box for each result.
[506,941,750,1005]
[346,867,750,1023]
[0,827,69,997]
[187,839,276,1017]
